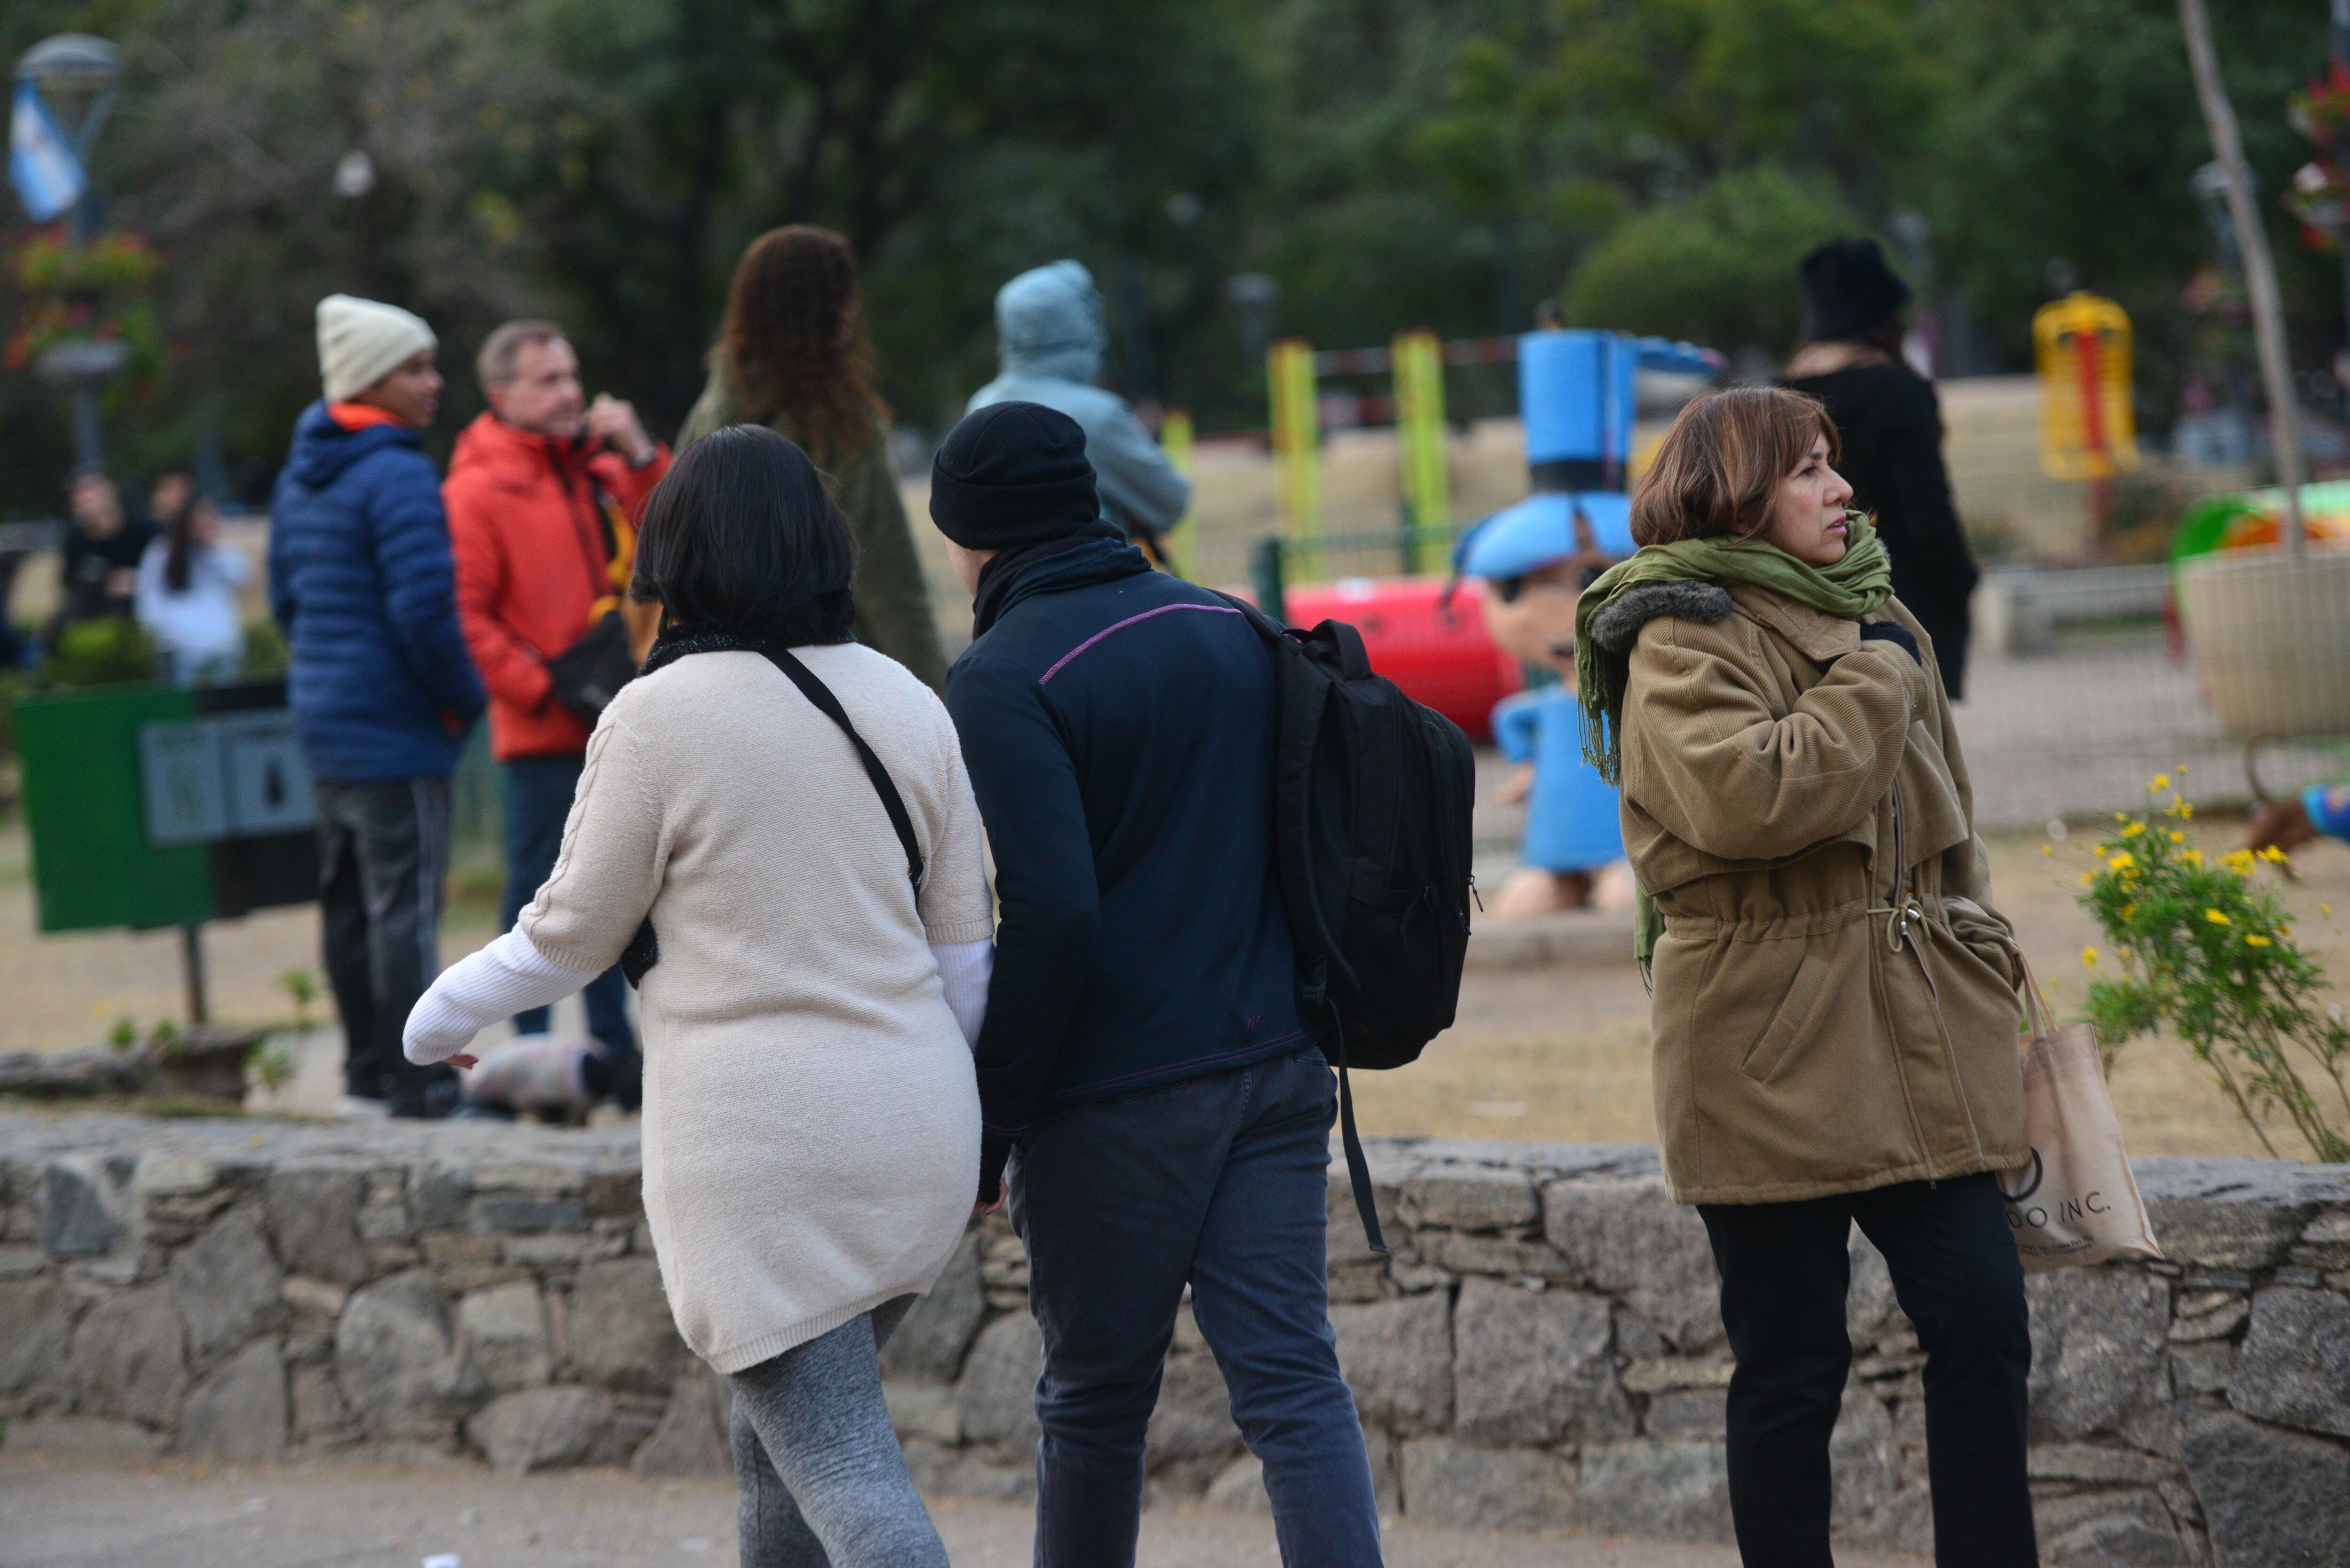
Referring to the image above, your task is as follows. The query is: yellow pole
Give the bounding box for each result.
[1269,338,1321,568]
[1159,407,1195,578]
[1391,328,1450,572]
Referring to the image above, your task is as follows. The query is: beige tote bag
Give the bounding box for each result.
[1999,960,2163,1273]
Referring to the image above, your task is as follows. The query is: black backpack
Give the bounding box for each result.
[1224,597,1478,1252]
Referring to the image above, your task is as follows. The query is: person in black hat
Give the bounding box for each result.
[934,401,1386,1567]
[1784,237,1983,698]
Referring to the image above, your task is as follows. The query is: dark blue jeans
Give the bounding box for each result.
[1008,1047,1382,1568]
[502,753,637,1062]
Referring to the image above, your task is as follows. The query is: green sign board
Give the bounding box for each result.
[15,681,318,934]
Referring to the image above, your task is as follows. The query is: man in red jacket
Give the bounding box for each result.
[445,320,670,1103]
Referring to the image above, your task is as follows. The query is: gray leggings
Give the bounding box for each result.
[728,1295,947,1568]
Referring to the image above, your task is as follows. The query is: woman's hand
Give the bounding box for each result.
[446,1054,478,1070]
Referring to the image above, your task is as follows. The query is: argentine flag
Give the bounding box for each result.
[11,81,85,223]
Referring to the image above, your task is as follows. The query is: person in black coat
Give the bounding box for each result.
[1782,238,1982,699]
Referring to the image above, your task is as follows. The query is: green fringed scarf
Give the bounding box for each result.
[1572,514,1894,977]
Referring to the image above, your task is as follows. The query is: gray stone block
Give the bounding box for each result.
[1579,1439,1735,1543]
[1146,1350,1241,1467]
[1327,1159,1414,1268]
[1452,1278,1629,1444]
[2228,1287,2350,1439]
[2028,1268,2169,1440]
[1644,1389,1726,1438]
[2136,1159,2322,1271]
[409,1161,473,1231]
[178,1339,287,1461]
[955,1312,1043,1452]
[1204,1452,1269,1513]
[458,1279,550,1392]
[884,1378,962,1445]
[43,1157,128,1257]
[1331,1292,1452,1432]
[290,1364,352,1442]
[1418,1232,1571,1279]
[3,1415,167,1456]
[568,1258,680,1392]
[0,1277,74,1397]
[169,1206,283,1360]
[2029,1443,2180,1486]
[2034,1488,2188,1567]
[634,1371,731,1477]
[2181,1411,2350,1568]
[1829,1383,1897,1536]
[1541,1177,1722,1350]
[1402,1436,1576,1531]
[1402,1169,1538,1232]
[466,1385,614,1472]
[334,1269,485,1441]
[70,1284,187,1426]
[267,1167,368,1284]
[469,1197,583,1234]
[879,1232,985,1383]
[2172,1340,2235,1398]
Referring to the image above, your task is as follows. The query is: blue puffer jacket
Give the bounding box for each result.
[268,404,485,781]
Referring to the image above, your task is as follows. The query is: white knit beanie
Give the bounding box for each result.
[316,294,437,402]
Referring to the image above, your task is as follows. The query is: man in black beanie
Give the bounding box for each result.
[935,401,1384,1566]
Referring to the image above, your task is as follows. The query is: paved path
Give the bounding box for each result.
[0,1453,1934,1568]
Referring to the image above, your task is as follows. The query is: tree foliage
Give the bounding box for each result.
[0,0,2341,510]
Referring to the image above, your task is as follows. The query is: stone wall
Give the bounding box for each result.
[3,1113,2345,1566]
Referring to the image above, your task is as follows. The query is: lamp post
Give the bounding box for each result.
[17,34,125,472]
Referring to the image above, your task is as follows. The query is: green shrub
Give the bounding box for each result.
[239,617,289,679]
[2076,778,2350,1162]
[40,617,159,689]
[1560,165,1863,358]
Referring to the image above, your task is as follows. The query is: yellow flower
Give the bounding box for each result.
[2245,934,2272,948]
[2223,849,2257,876]
[2183,849,2205,868]
[2082,946,2099,967]
[2170,831,2186,844]
[2121,820,2146,838]
[2080,871,2097,885]
[2171,798,2195,820]
[2042,843,2055,856]
[2324,904,2334,917]
[2120,904,2137,921]
[2107,852,2137,873]
[2257,845,2289,864]
[2279,925,2292,939]
[2205,908,2232,926]
[2148,773,2170,793]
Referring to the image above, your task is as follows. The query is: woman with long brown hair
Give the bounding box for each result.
[1575,385,2036,1567]
[678,226,948,688]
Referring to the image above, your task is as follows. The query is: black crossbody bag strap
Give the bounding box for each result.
[760,647,925,889]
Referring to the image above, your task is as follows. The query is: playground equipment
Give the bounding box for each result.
[2172,481,2350,739]
[2034,292,2140,483]
[1253,327,1722,746]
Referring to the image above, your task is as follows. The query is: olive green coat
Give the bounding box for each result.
[1603,580,2029,1205]
[677,361,950,691]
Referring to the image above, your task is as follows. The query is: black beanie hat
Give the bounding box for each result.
[1799,238,1911,343]
[929,401,1100,550]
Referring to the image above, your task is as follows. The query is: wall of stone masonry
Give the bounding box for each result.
[2,1113,2345,1566]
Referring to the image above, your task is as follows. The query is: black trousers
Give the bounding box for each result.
[315,776,456,1114]
[1698,1173,2036,1568]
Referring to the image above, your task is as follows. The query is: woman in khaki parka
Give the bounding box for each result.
[1577,387,2035,1568]
[677,226,951,690]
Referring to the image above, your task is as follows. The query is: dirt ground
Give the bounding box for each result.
[0,1451,1930,1568]
[5,815,2345,1162]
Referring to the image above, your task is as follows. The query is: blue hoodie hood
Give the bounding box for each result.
[284,400,423,491]
[995,261,1105,385]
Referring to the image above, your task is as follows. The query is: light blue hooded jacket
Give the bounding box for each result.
[967,261,1190,542]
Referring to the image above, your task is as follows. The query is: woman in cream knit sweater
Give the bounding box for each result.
[405,425,992,1568]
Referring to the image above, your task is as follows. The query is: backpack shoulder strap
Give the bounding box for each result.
[762,647,925,889]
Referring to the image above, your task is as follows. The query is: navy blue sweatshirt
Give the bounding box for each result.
[944,533,1306,1199]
